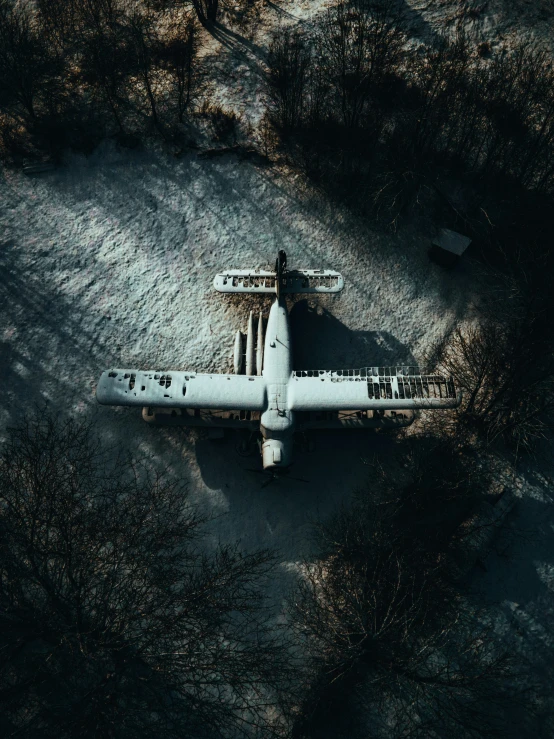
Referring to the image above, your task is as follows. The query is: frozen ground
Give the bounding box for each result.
[0,0,553,702]
[403,0,554,49]
[464,455,554,734]
[0,139,478,596]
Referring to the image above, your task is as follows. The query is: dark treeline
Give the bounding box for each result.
[1,417,548,738]
[266,0,554,456]
[0,0,264,161]
[0,0,202,160]
[289,437,540,739]
[265,0,554,232]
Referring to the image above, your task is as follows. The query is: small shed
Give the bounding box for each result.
[430,228,472,267]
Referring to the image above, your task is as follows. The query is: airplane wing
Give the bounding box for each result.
[288,369,461,411]
[96,369,266,410]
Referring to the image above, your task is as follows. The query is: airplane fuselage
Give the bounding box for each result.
[259,297,295,469]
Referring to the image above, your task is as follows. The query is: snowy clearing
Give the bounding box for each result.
[1,0,553,679]
[0,140,478,596]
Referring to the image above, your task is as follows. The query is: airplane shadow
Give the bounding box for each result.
[193,299,417,573]
[193,422,397,597]
[290,299,417,370]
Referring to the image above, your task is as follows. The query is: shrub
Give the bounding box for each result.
[201,102,240,142]
[428,286,554,453]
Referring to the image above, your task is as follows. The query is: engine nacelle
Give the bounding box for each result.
[235,313,264,376]
[233,331,244,374]
[246,311,255,375]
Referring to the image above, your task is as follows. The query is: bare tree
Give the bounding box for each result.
[127,9,164,131]
[158,13,199,123]
[191,0,219,25]
[289,440,533,738]
[317,0,406,130]
[428,274,554,453]
[0,414,293,738]
[0,0,50,120]
[266,28,311,132]
[36,0,79,56]
[478,43,554,191]
[62,0,133,134]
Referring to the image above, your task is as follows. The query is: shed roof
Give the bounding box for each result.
[432,228,472,256]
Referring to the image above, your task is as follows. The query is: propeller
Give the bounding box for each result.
[245,466,310,488]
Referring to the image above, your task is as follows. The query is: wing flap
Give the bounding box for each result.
[142,407,260,428]
[96,370,266,410]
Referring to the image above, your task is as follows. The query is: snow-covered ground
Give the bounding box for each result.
[403,0,554,46]
[470,443,554,700]
[1,0,553,691]
[0,139,479,598]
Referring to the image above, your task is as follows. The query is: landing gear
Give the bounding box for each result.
[235,430,258,457]
[295,431,315,454]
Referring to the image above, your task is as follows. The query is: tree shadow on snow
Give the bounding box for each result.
[469,485,554,704]
[0,240,109,428]
[207,20,266,62]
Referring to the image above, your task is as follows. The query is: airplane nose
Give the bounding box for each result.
[261,439,290,470]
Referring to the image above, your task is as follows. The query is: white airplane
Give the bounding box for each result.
[97,251,461,471]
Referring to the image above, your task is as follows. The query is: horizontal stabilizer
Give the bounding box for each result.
[213,269,344,294]
[282,270,344,294]
[214,270,276,293]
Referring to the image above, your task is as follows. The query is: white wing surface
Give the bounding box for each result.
[96,370,266,410]
[288,369,461,411]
